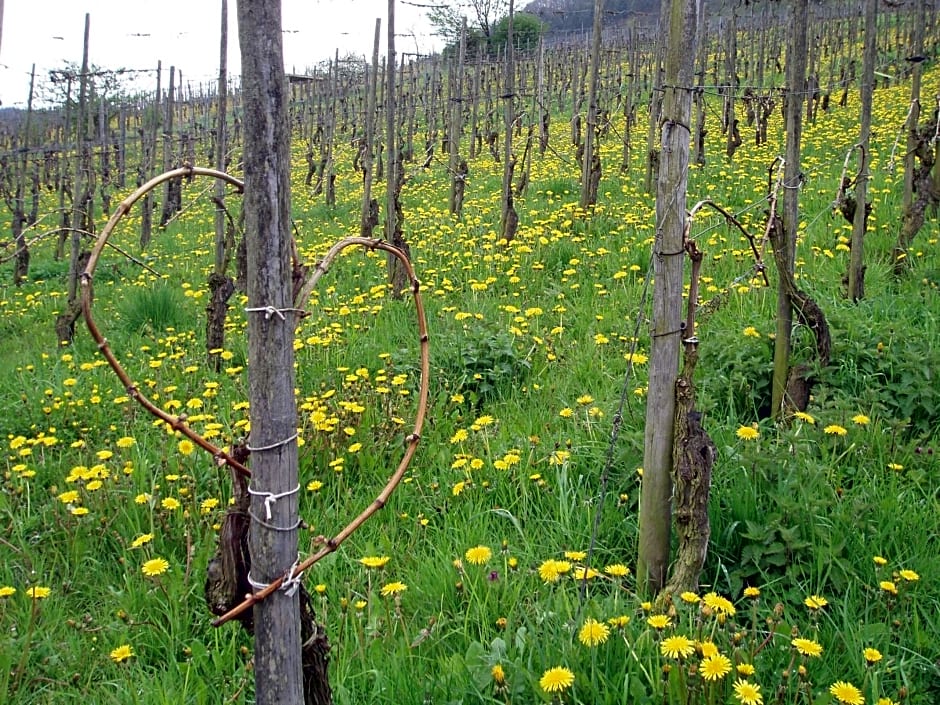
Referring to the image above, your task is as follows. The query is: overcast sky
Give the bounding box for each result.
[0,0,443,108]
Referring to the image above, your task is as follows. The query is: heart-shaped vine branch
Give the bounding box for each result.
[80,166,431,626]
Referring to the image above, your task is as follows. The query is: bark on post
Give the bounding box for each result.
[236,0,307,701]
[55,13,91,345]
[848,0,877,302]
[449,18,467,216]
[637,0,700,597]
[770,0,808,419]
[385,0,412,296]
[207,0,233,371]
[500,0,517,242]
[893,0,930,273]
[140,62,161,250]
[361,18,381,237]
[12,64,36,286]
[580,0,604,208]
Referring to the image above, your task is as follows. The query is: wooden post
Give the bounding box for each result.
[55,13,91,345]
[637,0,700,596]
[500,0,517,242]
[580,0,604,208]
[12,64,35,286]
[848,0,876,302]
[236,0,304,701]
[770,0,808,419]
[140,61,160,250]
[361,18,381,237]
[893,0,928,272]
[449,17,467,215]
[207,0,233,370]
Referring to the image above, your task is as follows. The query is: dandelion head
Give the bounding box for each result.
[700,653,732,681]
[829,681,864,705]
[539,666,575,693]
[110,644,134,663]
[578,618,610,647]
[660,635,695,659]
[464,545,492,566]
[732,679,763,705]
[791,637,823,657]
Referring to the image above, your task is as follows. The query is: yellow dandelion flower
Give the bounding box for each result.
[130,533,153,549]
[539,666,574,693]
[680,591,700,604]
[26,586,51,599]
[744,586,761,598]
[578,618,610,647]
[491,663,505,685]
[733,679,763,705]
[161,497,181,511]
[703,591,736,616]
[572,567,600,580]
[873,556,888,566]
[699,641,718,658]
[564,550,586,561]
[852,414,870,425]
[660,635,695,659]
[701,653,732,681]
[604,563,630,577]
[804,594,828,610]
[110,644,134,663]
[863,647,882,665]
[178,439,195,455]
[736,426,759,441]
[0,586,16,598]
[116,436,136,448]
[464,545,492,565]
[824,424,848,436]
[793,411,816,424]
[647,614,672,629]
[791,637,823,657]
[607,615,631,628]
[736,663,756,677]
[829,680,864,705]
[880,580,898,595]
[359,556,390,569]
[380,581,407,597]
[142,558,169,577]
[742,326,761,338]
[899,569,919,582]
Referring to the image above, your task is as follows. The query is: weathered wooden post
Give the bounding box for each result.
[770,0,808,419]
[848,0,877,301]
[580,0,604,208]
[637,0,701,596]
[500,0,517,242]
[236,0,305,700]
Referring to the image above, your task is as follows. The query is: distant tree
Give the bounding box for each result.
[428,0,509,47]
[491,11,545,54]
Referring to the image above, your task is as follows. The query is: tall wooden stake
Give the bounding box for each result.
[580,0,604,207]
[236,0,304,701]
[500,0,517,241]
[637,0,701,596]
[770,0,808,419]
[848,0,876,301]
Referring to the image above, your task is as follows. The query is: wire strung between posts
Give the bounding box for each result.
[247,558,305,598]
[245,432,299,453]
[248,483,301,520]
[244,305,306,321]
[247,511,303,532]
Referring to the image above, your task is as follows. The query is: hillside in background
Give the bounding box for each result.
[522,0,660,36]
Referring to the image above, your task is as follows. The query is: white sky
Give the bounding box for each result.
[0,0,443,108]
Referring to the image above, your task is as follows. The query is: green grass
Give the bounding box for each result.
[1,47,939,705]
